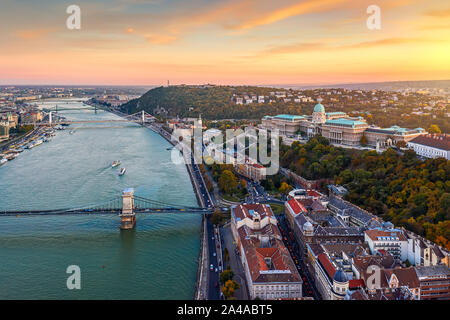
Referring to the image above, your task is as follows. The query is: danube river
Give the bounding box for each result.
[0,100,201,299]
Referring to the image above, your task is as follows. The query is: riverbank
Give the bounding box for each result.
[92,104,212,300]
[0,100,202,299]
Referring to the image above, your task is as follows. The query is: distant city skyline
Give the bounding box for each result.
[1,0,449,85]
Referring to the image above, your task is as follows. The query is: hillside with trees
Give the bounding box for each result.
[120,85,449,132]
[280,137,450,249]
[120,85,302,120]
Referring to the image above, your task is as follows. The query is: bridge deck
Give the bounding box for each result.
[0,207,212,217]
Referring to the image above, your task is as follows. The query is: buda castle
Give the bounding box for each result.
[261,100,426,148]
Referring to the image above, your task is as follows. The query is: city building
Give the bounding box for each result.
[230,204,302,300]
[364,229,409,261]
[347,286,416,300]
[236,162,266,182]
[414,265,450,300]
[405,230,449,267]
[260,101,427,148]
[0,122,9,142]
[261,114,305,136]
[364,126,426,148]
[285,198,364,257]
[407,134,450,160]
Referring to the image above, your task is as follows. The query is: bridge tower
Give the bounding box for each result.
[119,188,136,230]
[49,111,52,126]
[141,110,145,125]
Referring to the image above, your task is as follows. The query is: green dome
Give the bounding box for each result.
[314,103,325,113]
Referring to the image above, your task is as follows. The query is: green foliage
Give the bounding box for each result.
[218,170,238,194]
[222,280,240,299]
[279,181,293,194]
[428,124,441,134]
[282,137,450,249]
[219,269,234,284]
[210,209,223,225]
[121,86,450,131]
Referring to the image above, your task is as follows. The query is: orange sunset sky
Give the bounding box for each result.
[0,0,449,86]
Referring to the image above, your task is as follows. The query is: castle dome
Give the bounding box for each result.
[314,103,325,113]
[333,269,348,283]
[303,221,313,231]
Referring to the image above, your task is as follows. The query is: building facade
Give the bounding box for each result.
[414,265,450,300]
[231,204,302,300]
[260,102,427,148]
[407,134,450,160]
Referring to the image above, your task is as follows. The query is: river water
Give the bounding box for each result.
[0,100,201,299]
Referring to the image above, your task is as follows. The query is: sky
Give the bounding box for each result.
[0,0,449,86]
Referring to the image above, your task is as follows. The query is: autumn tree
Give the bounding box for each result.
[219,269,234,284]
[279,181,293,194]
[428,125,441,134]
[222,280,240,299]
[218,170,238,194]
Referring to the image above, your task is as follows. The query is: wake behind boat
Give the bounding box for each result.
[119,168,126,176]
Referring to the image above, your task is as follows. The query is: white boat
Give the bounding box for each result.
[4,153,18,160]
[0,158,7,166]
[119,168,126,176]
[112,160,121,168]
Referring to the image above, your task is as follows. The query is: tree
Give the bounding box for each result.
[279,181,293,194]
[360,134,368,146]
[218,170,238,194]
[396,140,407,149]
[222,280,240,299]
[224,248,230,262]
[219,269,234,284]
[427,125,441,134]
[210,209,223,225]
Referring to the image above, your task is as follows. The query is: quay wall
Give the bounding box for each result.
[94,105,210,300]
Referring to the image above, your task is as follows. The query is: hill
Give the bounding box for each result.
[120,85,303,120]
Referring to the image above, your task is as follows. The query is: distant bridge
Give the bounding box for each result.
[1,189,212,229]
[21,110,156,127]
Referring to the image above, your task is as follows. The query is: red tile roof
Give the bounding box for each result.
[318,253,336,280]
[287,198,306,216]
[365,229,407,242]
[307,190,322,198]
[410,134,450,151]
[233,203,273,221]
[349,279,365,289]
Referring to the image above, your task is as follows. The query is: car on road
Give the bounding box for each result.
[215,268,218,272]
[215,282,219,288]
[210,264,214,271]
[213,252,216,257]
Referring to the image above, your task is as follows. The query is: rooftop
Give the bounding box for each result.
[274,114,305,121]
[409,134,450,151]
[414,265,450,279]
[324,118,368,127]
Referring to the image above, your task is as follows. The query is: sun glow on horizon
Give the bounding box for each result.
[0,0,449,85]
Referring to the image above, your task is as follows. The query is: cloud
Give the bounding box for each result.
[15,29,53,40]
[251,37,445,58]
[228,0,350,31]
[424,8,450,17]
[145,33,179,44]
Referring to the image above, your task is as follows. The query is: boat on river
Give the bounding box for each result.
[4,153,18,160]
[0,158,7,166]
[112,160,121,168]
[119,168,126,176]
